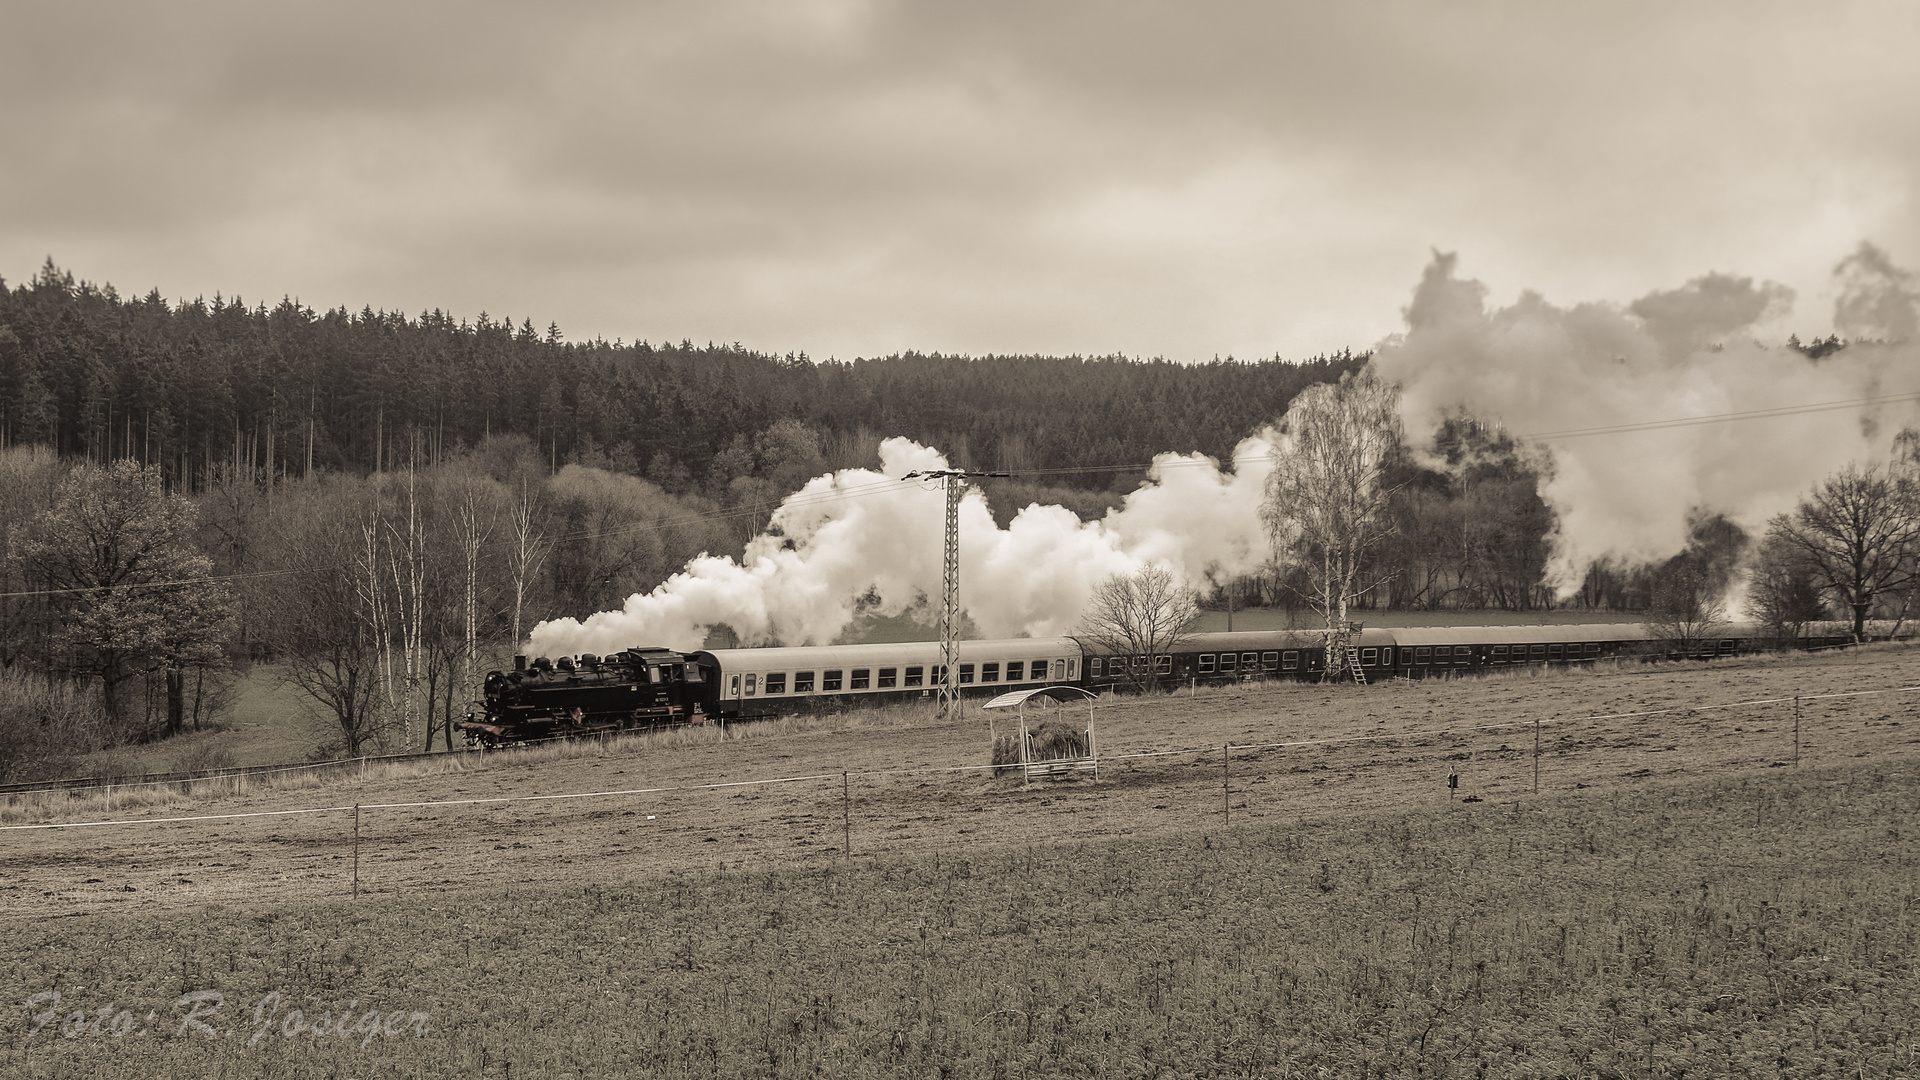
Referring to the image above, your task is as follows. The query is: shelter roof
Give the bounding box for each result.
[982,685,1097,710]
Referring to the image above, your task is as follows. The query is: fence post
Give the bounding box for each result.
[352,804,361,898]
[1532,715,1540,794]
[1794,696,1802,766]
[1222,743,1230,825]
[842,772,851,860]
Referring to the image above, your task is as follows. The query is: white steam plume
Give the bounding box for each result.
[1370,246,1920,593]
[527,434,1274,656]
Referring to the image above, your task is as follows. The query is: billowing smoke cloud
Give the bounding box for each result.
[1371,246,1920,593]
[528,434,1274,655]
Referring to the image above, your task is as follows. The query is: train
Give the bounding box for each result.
[454,620,1881,747]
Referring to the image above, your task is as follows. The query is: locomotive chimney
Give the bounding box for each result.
[514,655,527,672]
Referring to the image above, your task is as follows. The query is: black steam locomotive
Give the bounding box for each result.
[456,647,709,748]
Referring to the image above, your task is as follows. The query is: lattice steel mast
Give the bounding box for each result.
[904,467,1007,714]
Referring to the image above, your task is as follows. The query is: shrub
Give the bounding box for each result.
[0,670,114,783]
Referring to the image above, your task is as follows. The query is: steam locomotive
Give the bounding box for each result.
[455,621,1875,747]
[456,647,709,748]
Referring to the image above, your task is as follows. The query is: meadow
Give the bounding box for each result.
[4,645,1917,1077]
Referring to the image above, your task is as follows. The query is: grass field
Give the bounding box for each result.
[7,645,1917,1077]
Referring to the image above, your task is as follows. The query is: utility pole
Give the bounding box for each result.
[904,468,1007,714]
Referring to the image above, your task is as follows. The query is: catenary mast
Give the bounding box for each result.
[903,468,1007,714]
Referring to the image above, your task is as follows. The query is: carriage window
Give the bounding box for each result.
[1155,655,1172,675]
[1492,646,1509,661]
[794,671,815,693]
[1283,650,1300,671]
[1089,658,1102,677]
[982,662,1000,682]
[1005,661,1024,681]
[744,674,757,696]
[1055,660,1067,680]
[729,674,741,697]
[1548,645,1563,660]
[959,663,975,684]
[1219,653,1237,671]
[1198,654,1215,672]
[1242,652,1257,670]
[1719,639,1735,653]
[1361,648,1378,664]
[850,668,870,689]
[1456,647,1472,661]
[1067,659,1077,679]
[765,672,787,694]
[1587,643,1602,656]
[822,670,842,691]
[903,666,923,687]
[1262,651,1279,670]
[1530,645,1547,659]
[877,667,897,688]
[1415,647,1431,664]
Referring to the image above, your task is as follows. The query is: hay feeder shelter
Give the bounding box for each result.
[982,685,1099,785]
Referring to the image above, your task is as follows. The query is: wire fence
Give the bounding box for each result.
[5,680,1916,904]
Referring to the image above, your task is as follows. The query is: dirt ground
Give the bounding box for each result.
[4,645,1916,920]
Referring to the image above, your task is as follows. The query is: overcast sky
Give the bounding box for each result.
[4,0,1915,361]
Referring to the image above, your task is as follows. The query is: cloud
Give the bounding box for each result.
[3,2,1918,361]
[1834,241,1920,343]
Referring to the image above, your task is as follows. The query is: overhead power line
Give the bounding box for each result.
[1517,392,1920,441]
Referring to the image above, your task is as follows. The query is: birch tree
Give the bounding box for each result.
[386,458,426,750]
[1261,368,1402,679]
[508,479,549,648]
[451,475,493,749]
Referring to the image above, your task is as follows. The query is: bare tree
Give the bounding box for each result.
[1766,461,1920,641]
[1077,566,1199,691]
[1746,530,1829,644]
[508,478,549,648]
[1645,558,1729,657]
[1261,368,1402,679]
[269,475,385,758]
[359,491,399,751]
[451,473,494,749]
[386,456,427,751]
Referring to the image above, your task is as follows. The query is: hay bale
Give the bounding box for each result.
[1028,721,1088,761]
[989,721,1088,776]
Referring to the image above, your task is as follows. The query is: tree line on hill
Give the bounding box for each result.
[0,259,1359,498]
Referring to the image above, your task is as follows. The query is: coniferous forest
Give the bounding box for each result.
[0,259,1357,492]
